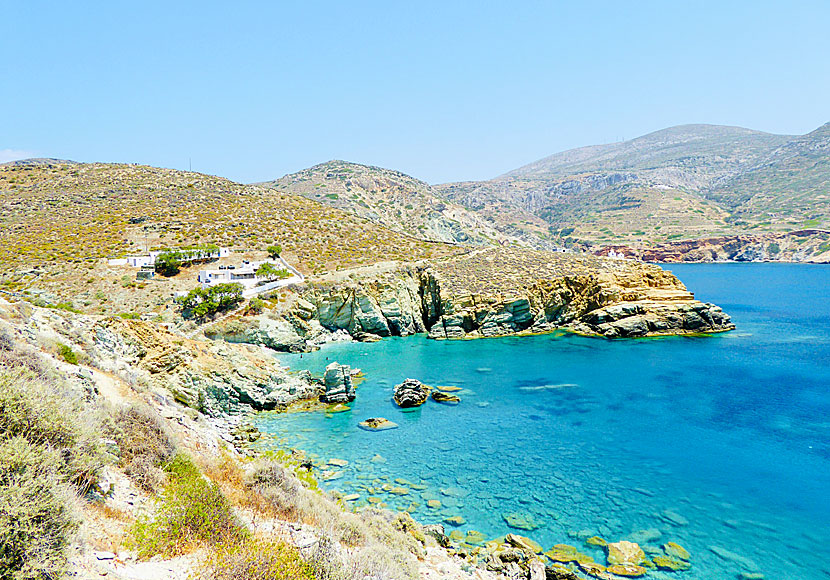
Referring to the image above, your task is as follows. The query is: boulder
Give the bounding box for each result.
[423,524,450,547]
[323,362,355,403]
[393,378,429,407]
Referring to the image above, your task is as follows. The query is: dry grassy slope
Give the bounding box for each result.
[436,123,830,247]
[0,160,465,316]
[261,160,541,247]
[428,246,687,298]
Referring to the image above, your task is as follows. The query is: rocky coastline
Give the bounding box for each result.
[205,247,734,352]
[591,229,830,263]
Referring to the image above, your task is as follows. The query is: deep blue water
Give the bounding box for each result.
[256,264,830,579]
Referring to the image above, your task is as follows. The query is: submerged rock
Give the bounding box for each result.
[505,533,543,553]
[652,555,691,571]
[663,541,691,561]
[358,417,399,431]
[606,540,645,566]
[606,564,647,577]
[393,378,429,407]
[431,390,460,404]
[503,512,540,531]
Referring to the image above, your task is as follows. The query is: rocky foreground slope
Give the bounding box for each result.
[207,247,733,352]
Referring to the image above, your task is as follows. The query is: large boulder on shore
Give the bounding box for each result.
[323,362,355,403]
[393,378,429,407]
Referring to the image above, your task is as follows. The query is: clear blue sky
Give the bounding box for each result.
[2,1,829,184]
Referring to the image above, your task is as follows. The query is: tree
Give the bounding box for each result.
[154,251,183,276]
[176,283,243,320]
[255,262,289,281]
[266,245,282,259]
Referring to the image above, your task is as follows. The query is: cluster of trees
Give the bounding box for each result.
[154,250,184,276]
[176,283,243,319]
[255,262,289,281]
[154,244,222,277]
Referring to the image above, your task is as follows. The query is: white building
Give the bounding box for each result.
[198,260,280,287]
[198,258,304,298]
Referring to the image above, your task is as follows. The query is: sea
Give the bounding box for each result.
[255,264,830,579]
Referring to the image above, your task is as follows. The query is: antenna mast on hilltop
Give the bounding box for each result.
[189,157,192,172]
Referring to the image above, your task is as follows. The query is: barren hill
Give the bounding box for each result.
[261,160,550,248]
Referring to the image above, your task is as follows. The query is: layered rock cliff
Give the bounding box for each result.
[0,299,320,416]
[208,248,733,351]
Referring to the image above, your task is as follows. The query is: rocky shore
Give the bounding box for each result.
[592,229,830,263]
[206,247,734,352]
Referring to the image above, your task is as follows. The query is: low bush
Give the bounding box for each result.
[0,437,79,580]
[0,369,103,487]
[130,454,246,558]
[58,343,78,365]
[0,368,105,579]
[247,459,421,580]
[204,536,314,580]
[111,404,176,492]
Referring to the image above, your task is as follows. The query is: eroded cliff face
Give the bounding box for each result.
[0,300,320,416]
[210,248,734,351]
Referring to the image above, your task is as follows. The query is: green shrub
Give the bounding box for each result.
[0,369,102,487]
[245,297,265,315]
[0,437,79,580]
[266,245,282,258]
[0,368,106,579]
[117,312,141,320]
[204,536,314,580]
[255,262,288,280]
[57,343,77,365]
[154,251,183,276]
[130,454,246,558]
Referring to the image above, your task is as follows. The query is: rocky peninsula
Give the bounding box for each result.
[207,247,734,352]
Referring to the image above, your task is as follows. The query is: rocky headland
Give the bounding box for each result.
[206,247,734,352]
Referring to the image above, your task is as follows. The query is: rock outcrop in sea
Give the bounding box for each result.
[322,361,355,403]
[393,378,429,408]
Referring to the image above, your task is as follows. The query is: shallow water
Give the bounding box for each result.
[255,264,830,579]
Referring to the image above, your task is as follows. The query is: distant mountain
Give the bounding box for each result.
[706,122,830,226]
[260,160,551,248]
[434,123,829,248]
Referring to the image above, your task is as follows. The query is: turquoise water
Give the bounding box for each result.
[256,264,830,579]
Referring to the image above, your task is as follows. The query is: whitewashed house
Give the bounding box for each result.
[198,258,304,297]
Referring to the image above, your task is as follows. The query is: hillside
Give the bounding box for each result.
[435,123,829,250]
[707,122,830,226]
[0,160,463,317]
[261,160,551,248]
